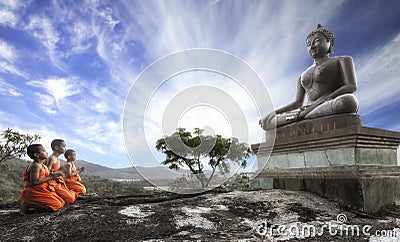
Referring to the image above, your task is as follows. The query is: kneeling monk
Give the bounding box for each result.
[45,139,77,204]
[64,149,86,195]
[20,144,65,215]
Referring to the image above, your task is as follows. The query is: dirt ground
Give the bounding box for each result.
[1,189,399,241]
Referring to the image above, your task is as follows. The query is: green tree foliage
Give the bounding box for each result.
[0,158,28,204]
[0,128,41,163]
[156,128,252,188]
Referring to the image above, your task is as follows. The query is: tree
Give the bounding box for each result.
[155,128,252,188]
[0,128,41,163]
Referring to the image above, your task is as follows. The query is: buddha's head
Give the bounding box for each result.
[306,24,335,57]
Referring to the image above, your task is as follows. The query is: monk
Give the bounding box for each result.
[45,139,77,204]
[64,149,86,195]
[20,144,65,215]
[260,24,358,131]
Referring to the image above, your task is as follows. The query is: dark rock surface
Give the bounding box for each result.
[1,190,399,241]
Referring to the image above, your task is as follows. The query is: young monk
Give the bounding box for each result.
[20,144,65,215]
[45,139,77,204]
[64,149,86,195]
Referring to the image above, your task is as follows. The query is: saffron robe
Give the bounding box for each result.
[46,158,78,204]
[20,164,65,211]
[64,162,86,195]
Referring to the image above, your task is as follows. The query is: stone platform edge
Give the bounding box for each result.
[256,165,400,179]
[252,124,400,156]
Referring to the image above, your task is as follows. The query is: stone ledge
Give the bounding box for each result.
[252,115,400,156]
[274,113,362,142]
[257,165,400,179]
[257,146,398,169]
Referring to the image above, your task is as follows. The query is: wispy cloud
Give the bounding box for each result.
[0,80,22,97]
[25,16,59,51]
[356,33,400,115]
[0,9,16,27]
[27,77,80,108]
[0,0,20,27]
[24,15,66,71]
[0,40,17,62]
[0,40,27,78]
[0,61,26,77]
[33,93,57,114]
[0,0,26,10]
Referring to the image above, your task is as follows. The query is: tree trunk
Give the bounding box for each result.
[206,166,217,188]
[195,172,208,188]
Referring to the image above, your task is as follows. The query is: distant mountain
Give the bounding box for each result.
[125,166,192,180]
[74,160,190,181]
[74,160,141,180]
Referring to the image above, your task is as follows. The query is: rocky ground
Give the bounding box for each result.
[1,189,399,241]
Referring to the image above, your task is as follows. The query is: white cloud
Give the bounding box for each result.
[34,93,56,114]
[88,4,120,31]
[74,81,126,117]
[0,8,17,27]
[24,16,66,71]
[0,0,26,10]
[0,60,26,77]
[76,139,108,155]
[43,78,80,105]
[27,77,80,107]
[0,40,28,77]
[74,117,125,153]
[356,33,400,115]
[68,21,94,54]
[93,102,109,113]
[0,42,14,61]
[25,16,59,51]
[0,80,22,97]
[0,114,110,160]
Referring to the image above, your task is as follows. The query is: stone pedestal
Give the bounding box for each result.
[251,114,400,212]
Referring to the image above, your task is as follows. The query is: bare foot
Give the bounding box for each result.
[19,201,28,215]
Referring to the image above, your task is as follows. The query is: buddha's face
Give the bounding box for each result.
[306,33,331,59]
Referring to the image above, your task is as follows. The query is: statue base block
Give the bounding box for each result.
[256,166,400,212]
[251,114,400,212]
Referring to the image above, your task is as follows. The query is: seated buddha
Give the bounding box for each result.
[260,24,358,131]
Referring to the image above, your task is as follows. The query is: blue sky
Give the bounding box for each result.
[0,0,399,168]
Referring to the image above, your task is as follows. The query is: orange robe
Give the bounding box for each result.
[20,164,65,211]
[46,158,78,204]
[64,162,86,195]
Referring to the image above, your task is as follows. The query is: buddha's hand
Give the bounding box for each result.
[298,110,307,120]
[299,96,327,119]
[78,167,85,173]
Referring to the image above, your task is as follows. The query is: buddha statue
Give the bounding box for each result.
[260,24,359,131]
